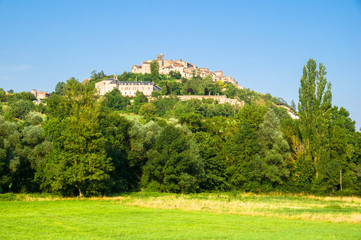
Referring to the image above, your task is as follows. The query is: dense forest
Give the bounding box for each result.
[0,59,360,196]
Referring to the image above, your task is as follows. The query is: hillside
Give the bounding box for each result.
[0,59,360,198]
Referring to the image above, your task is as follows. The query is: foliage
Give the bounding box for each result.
[101,88,130,111]
[0,88,7,102]
[1,59,361,197]
[100,112,133,192]
[169,70,181,79]
[42,79,113,196]
[89,70,107,83]
[0,114,51,193]
[55,82,66,95]
[150,60,160,82]
[298,59,332,190]
[141,123,204,193]
[139,103,156,118]
[192,132,227,191]
[257,109,290,187]
[6,99,34,120]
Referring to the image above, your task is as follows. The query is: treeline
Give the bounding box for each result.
[0,59,360,196]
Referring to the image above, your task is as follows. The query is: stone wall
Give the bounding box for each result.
[170,95,245,106]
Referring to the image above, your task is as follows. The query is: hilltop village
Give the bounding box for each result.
[131,54,241,87]
[27,54,297,118]
[94,54,247,106]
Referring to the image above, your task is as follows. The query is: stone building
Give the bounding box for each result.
[131,60,151,74]
[214,71,223,81]
[223,76,238,86]
[31,89,49,100]
[95,78,161,97]
[130,54,242,87]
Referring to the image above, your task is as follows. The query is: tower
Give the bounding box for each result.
[157,53,164,68]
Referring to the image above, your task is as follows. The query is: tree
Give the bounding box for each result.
[318,106,359,193]
[7,91,36,102]
[139,103,156,118]
[42,79,113,196]
[0,88,6,102]
[225,105,266,190]
[131,91,148,114]
[169,71,181,79]
[179,112,204,132]
[258,109,290,187]
[134,91,148,104]
[102,88,130,111]
[141,124,204,193]
[7,99,34,120]
[90,70,106,81]
[192,131,227,191]
[100,112,133,192]
[291,100,296,111]
[150,60,159,82]
[128,121,162,187]
[152,96,179,117]
[55,82,66,95]
[0,115,51,194]
[0,116,19,193]
[298,59,332,181]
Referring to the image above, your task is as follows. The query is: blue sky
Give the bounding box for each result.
[1,0,361,128]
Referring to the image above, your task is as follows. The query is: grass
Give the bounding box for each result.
[0,193,360,239]
[123,192,361,223]
[119,113,144,121]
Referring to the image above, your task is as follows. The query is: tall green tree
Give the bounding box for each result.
[43,79,113,196]
[298,59,332,181]
[150,60,159,82]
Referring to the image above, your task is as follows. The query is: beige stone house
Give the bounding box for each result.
[95,78,161,97]
[31,89,49,100]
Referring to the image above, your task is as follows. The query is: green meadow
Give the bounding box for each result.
[1,193,360,240]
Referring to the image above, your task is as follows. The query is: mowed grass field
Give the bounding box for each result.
[1,193,361,240]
